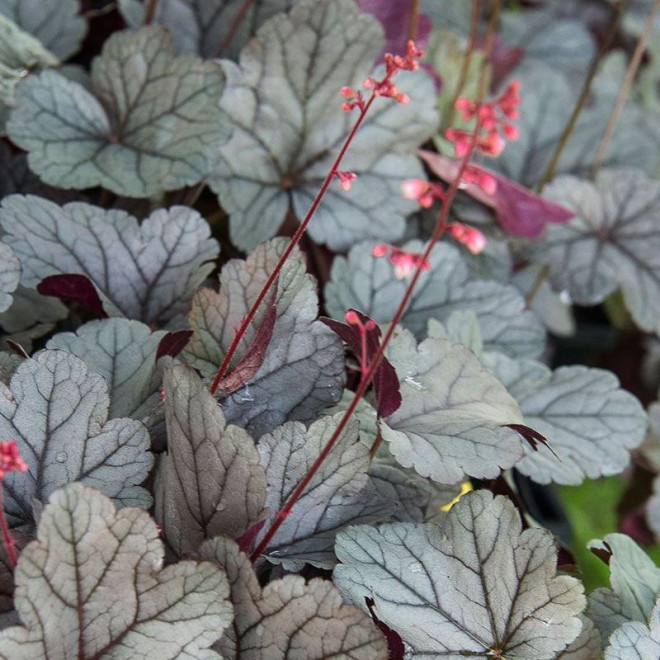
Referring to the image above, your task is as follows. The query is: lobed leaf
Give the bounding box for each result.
[0,242,19,313]
[604,597,660,659]
[7,27,227,197]
[381,329,524,485]
[0,195,219,325]
[0,484,232,659]
[334,490,585,659]
[155,365,267,556]
[0,350,153,527]
[199,536,387,659]
[325,240,545,359]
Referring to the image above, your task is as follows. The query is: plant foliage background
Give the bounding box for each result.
[1,0,660,658]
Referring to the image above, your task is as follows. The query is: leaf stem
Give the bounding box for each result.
[144,0,159,25]
[537,0,628,192]
[0,486,17,568]
[408,0,421,42]
[590,0,660,177]
[210,94,377,394]
[215,0,255,58]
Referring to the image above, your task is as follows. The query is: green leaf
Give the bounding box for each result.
[0,242,19,313]
[0,0,86,59]
[119,0,295,59]
[184,238,344,438]
[155,365,267,556]
[381,329,524,485]
[1,195,219,324]
[210,0,438,250]
[198,536,387,659]
[534,169,660,333]
[255,414,388,569]
[7,27,227,197]
[326,240,545,359]
[0,484,231,659]
[334,490,585,659]
[0,350,154,527]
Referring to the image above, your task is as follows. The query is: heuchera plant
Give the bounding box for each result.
[1,0,660,657]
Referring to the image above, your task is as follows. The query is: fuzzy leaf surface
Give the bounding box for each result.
[381,330,524,485]
[0,484,231,659]
[7,27,227,197]
[325,241,545,359]
[0,350,153,526]
[47,318,167,420]
[604,597,660,659]
[0,242,19,313]
[255,414,388,569]
[532,169,660,333]
[0,0,86,59]
[119,0,295,59]
[0,196,219,325]
[209,0,437,251]
[199,536,387,659]
[155,365,267,556]
[185,238,344,438]
[485,353,647,485]
[588,534,660,645]
[334,490,585,659]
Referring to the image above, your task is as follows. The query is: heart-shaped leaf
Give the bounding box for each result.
[334,490,585,659]
[7,26,227,197]
[0,195,219,325]
[0,484,232,659]
[0,350,153,526]
[198,535,387,659]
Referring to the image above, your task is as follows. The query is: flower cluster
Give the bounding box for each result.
[401,179,446,207]
[445,222,487,254]
[446,80,520,160]
[341,40,424,112]
[372,244,431,279]
[0,440,27,479]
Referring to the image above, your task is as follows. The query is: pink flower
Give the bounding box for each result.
[446,223,487,254]
[335,170,357,191]
[372,244,431,279]
[401,179,445,207]
[0,441,27,479]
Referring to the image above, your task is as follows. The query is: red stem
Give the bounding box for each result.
[215,0,255,58]
[144,0,159,25]
[0,486,17,568]
[210,94,376,394]
[250,118,484,562]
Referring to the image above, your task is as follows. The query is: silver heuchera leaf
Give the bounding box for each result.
[0,195,219,324]
[0,350,154,526]
[381,329,524,485]
[0,484,231,659]
[7,27,227,197]
[198,536,387,659]
[588,534,660,646]
[532,169,660,333]
[119,0,295,59]
[0,0,86,59]
[485,352,647,485]
[604,597,660,660]
[155,365,267,556]
[334,490,586,659]
[185,238,344,438]
[647,475,660,535]
[47,319,167,420]
[325,240,545,359]
[559,615,602,660]
[210,0,438,251]
[255,414,389,569]
[0,242,19,312]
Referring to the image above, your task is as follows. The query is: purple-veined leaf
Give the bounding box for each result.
[154,365,267,556]
[0,196,219,325]
[334,490,585,659]
[0,350,154,527]
[198,535,387,659]
[0,484,232,659]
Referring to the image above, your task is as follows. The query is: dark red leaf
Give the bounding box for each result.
[37,273,107,317]
[620,506,657,547]
[365,597,405,660]
[216,289,278,395]
[236,519,266,554]
[321,310,402,418]
[156,330,194,361]
[590,540,613,566]
[5,341,28,358]
[505,423,557,457]
[418,150,574,237]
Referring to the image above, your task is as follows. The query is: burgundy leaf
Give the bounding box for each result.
[37,274,107,317]
[365,597,405,660]
[590,540,613,566]
[358,0,431,57]
[216,289,278,395]
[155,330,194,361]
[418,150,574,237]
[5,341,28,358]
[505,423,557,457]
[321,310,402,418]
